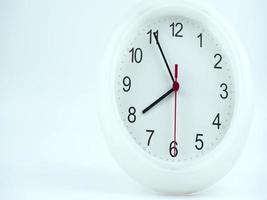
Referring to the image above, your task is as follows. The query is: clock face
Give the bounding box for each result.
[114,15,235,162]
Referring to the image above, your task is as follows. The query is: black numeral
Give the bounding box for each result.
[197,33,203,48]
[128,107,136,123]
[214,53,222,69]
[122,76,131,92]
[220,83,228,99]
[146,130,154,146]
[170,22,183,37]
[129,48,143,63]
[169,141,178,157]
[147,29,158,44]
[212,113,221,129]
[195,134,204,150]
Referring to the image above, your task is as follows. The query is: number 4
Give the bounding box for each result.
[212,113,221,129]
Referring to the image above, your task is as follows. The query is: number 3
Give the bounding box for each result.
[220,83,228,99]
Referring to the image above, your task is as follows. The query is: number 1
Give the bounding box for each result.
[197,33,203,48]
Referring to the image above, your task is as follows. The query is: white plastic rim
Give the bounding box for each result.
[98,0,253,194]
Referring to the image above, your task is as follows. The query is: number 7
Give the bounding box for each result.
[146,130,155,146]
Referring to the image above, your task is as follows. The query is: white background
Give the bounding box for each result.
[0,0,266,199]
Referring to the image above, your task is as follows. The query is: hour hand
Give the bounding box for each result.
[142,88,174,114]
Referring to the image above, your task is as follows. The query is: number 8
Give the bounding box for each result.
[128,107,136,123]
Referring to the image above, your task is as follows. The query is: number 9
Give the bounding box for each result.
[123,76,131,92]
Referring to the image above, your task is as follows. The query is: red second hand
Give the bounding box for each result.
[173,64,179,147]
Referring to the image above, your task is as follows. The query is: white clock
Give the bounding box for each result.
[98,0,253,194]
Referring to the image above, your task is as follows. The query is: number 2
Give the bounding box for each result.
[214,53,222,69]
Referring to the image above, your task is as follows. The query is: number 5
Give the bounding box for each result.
[195,134,204,150]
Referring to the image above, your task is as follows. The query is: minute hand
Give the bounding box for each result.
[142,88,174,114]
[153,32,174,82]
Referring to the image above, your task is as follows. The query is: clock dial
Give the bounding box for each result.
[114,16,235,162]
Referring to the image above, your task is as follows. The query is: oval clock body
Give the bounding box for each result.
[98,0,253,194]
